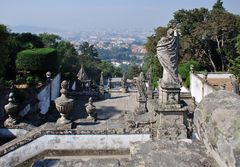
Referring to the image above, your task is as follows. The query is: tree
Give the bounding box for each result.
[39,33,61,48]
[97,61,121,78]
[168,3,240,72]
[144,27,167,87]
[0,24,10,79]
[4,32,45,80]
[127,65,142,79]
[229,56,240,79]
[237,34,240,55]
[212,0,225,11]
[200,3,239,71]
[57,41,79,80]
[16,48,58,73]
[15,32,44,49]
[229,34,240,78]
[79,42,98,59]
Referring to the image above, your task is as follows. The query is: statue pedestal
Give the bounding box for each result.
[158,81,181,107]
[99,86,105,100]
[121,87,128,93]
[155,81,187,139]
[147,87,153,99]
[135,97,147,115]
[155,106,188,140]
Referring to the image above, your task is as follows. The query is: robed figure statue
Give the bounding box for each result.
[157,29,182,87]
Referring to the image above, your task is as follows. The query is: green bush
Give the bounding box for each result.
[179,60,201,81]
[16,75,25,84]
[34,76,42,84]
[26,76,35,86]
[184,76,190,88]
[3,80,14,88]
[16,48,58,72]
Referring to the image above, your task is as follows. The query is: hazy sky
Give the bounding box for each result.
[1,0,240,32]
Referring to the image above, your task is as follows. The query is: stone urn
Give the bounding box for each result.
[4,92,18,127]
[85,97,97,121]
[55,80,74,125]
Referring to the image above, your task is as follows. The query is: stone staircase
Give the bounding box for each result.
[0,123,151,167]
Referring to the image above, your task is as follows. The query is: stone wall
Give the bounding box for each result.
[38,73,61,114]
[0,128,28,138]
[51,73,61,101]
[0,133,150,167]
[190,73,216,103]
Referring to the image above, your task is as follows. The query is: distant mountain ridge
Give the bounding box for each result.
[10,25,64,34]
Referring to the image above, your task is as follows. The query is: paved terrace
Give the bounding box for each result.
[70,92,138,131]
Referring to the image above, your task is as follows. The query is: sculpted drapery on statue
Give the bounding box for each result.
[157,29,182,87]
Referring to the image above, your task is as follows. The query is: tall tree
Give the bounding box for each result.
[0,24,10,79]
[57,41,79,80]
[39,33,61,48]
[144,27,167,87]
[212,0,225,11]
[168,2,240,71]
[229,34,240,78]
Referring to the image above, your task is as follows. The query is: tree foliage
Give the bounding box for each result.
[229,34,240,78]
[127,65,142,79]
[39,33,61,48]
[145,0,240,81]
[16,48,58,72]
[0,24,10,79]
[212,0,225,11]
[144,27,167,87]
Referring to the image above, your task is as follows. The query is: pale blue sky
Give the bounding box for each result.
[0,0,239,31]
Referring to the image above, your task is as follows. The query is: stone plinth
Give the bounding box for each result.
[155,106,188,139]
[135,97,147,115]
[147,87,153,99]
[121,87,128,93]
[158,82,181,106]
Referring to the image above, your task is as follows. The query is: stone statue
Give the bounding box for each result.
[99,72,104,87]
[146,66,153,99]
[157,29,182,87]
[135,72,148,114]
[136,72,147,100]
[230,75,239,94]
[99,72,105,98]
[85,97,97,121]
[121,73,127,88]
[121,73,128,93]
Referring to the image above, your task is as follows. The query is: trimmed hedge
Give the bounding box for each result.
[16,48,58,71]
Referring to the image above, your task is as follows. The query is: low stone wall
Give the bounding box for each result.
[0,128,28,138]
[38,73,61,114]
[0,123,151,167]
[190,72,216,103]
